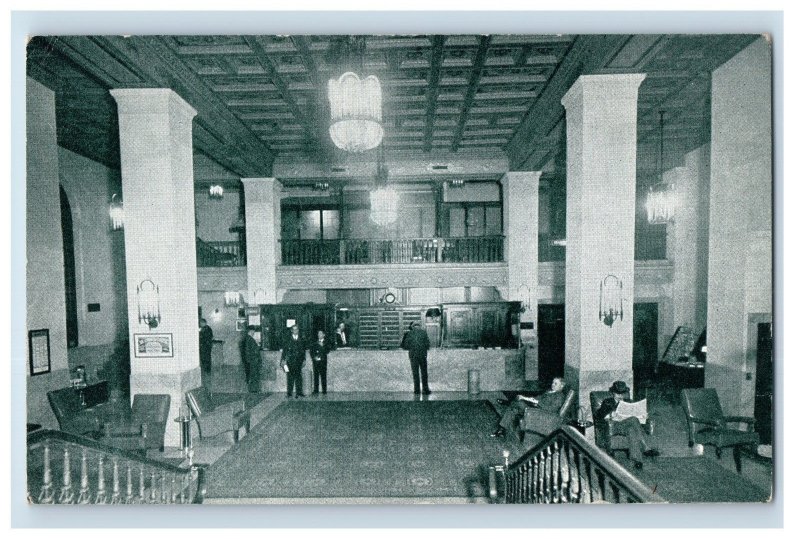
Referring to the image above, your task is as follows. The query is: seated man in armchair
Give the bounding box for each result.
[491,377,566,441]
[596,380,660,469]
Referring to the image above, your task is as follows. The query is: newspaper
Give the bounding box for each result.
[611,399,648,424]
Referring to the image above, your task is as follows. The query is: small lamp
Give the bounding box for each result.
[599,275,623,327]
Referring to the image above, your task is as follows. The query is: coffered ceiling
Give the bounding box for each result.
[27,34,759,182]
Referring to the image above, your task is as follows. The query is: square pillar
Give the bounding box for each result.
[242,178,282,305]
[561,74,645,406]
[111,89,199,448]
[501,171,540,377]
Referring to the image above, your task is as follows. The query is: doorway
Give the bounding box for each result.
[537,304,565,384]
[754,322,773,444]
[633,303,659,400]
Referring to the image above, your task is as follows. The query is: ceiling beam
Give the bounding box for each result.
[450,36,491,153]
[423,36,446,153]
[506,34,631,171]
[243,36,317,141]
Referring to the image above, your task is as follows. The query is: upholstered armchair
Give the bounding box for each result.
[47,387,103,436]
[185,387,251,442]
[590,390,655,458]
[519,388,577,441]
[680,388,759,473]
[101,394,171,453]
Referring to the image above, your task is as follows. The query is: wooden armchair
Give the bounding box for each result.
[519,388,577,441]
[680,388,759,473]
[590,390,655,458]
[100,394,171,453]
[185,387,251,442]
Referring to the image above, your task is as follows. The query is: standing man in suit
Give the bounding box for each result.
[401,321,431,395]
[309,330,331,395]
[199,318,214,376]
[335,321,350,348]
[241,328,261,393]
[281,324,307,398]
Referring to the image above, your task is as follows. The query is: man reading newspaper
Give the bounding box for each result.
[596,380,660,469]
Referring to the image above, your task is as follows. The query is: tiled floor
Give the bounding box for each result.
[156,366,773,501]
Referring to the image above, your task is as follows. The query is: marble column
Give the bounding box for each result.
[561,74,645,406]
[666,144,710,333]
[501,171,540,379]
[111,89,199,448]
[706,38,772,416]
[242,178,282,305]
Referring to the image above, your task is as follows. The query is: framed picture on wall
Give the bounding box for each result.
[133,333,174,358]
[236,319,246,331]
[28,329,51,376]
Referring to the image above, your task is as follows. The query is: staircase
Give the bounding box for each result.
[27,429,207,504]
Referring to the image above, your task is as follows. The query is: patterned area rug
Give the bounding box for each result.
[207,400,504,500]
[621,457,771,503]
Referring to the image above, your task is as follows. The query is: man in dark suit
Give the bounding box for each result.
[401,321,431,395]
[596,380,659,469]
[241,328,261,393]
[281,324,307,398]
[199,318,214,375]
[309,330,331,395]
[491,377,566,441]
[335,321,350,348]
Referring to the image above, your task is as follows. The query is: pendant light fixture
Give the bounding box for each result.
[646,110,676,224]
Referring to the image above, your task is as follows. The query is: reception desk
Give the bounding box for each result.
[259,348,525,393]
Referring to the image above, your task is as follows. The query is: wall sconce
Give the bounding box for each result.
[449,179,465,188]
[224,291,242,307]
[251,288,267,305]
[137,279,161,328]
[209,185,224,199]
[599,275,623,327]
[109,193,124,231]
[517,284,532,313]
[313,182,330,191]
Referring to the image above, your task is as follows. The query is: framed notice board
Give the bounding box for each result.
[28,329,51,376]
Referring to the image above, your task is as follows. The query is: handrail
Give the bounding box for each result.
[197,238,245,267]
[488,426,664,504]
[27,429,207,504]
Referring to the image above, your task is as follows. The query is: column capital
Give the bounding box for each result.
[561,73,646,111]
[110,88,197,119]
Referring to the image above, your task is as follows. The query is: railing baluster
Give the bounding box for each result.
[138,464,146,503]
[94,455,107,504]
[76,448,91,504]
[57,446,74,504]
[110,458,122,504]
[149,469,158,504]
[160,471,168,504]
[37,443,54,504]
[125,462,135,504]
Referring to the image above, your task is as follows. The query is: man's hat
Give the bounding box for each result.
[609,380,629,394]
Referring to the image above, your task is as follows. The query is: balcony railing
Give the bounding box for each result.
[197,239,246,267]
[281,236,505,266]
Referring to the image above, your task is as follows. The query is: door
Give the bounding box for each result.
[537,304,565,383]
[754,322,773,444]
[444,307,473,347]
[632,303,659,400]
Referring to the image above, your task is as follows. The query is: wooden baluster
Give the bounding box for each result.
[541,446,551,503]
[160,471,168,504]
[138,465,146,503]
[535,452,544,503]
[149,469,158,504]
[558,440,569,503]
[179,471,188,504]
[110,458,122,504]
[37,442,54,504]
[170,473,178,503]
[125,462,136,504]
[76,448,91,504]
[94,455,107,504]
[567,445,581,503]
[57,446,74,504]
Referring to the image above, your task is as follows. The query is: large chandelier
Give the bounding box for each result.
[328,72,383,153]
[646,110,676,224]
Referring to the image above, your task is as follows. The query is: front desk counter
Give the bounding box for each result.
[259,348,525,393]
